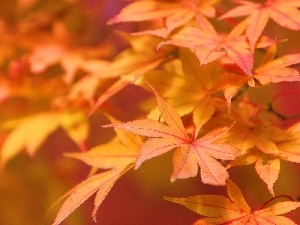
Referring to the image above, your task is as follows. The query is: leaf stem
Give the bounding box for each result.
[267,102,300,121]
[256,195,294,211]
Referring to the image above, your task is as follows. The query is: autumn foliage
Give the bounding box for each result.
[1,0,300,224]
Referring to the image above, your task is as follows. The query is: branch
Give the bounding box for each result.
[267,102,300,121]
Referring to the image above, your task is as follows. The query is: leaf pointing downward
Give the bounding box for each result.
[104,85,240,185]
[52,166,132,225]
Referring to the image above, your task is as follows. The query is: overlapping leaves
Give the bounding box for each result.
[52,115,142,225]
[104,85,240,185]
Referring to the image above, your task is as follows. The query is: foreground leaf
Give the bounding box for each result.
[164,180,300,224]
[52,166,132,225]
[160,18,253,75]
[220,0,300,51]
[104,85,240,185]
[66,115,142,169]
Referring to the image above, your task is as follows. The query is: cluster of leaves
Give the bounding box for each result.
[1,0,300,224]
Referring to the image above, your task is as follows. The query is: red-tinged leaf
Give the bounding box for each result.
[245,9,269,52]
[136,137,182,169]
[219,1,259,20]
[52,166,132,225]
[219,0,300,52]
[269,2,300,31]
[223,40,253,75]
[189,128,239,184]
[255,157,280,196]
[104,86,240,185]
[165,7,194,34]
[194,47,226,65]
[164,180,300,224]
[195,150,230,185]
[172,147,198,181]
[160,19,253,75]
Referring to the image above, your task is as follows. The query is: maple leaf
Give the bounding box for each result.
[0,111,88,166]
[0,113,60,166]
[65,115,142,169]
[221,45,300,107]
[228,149,280,196]
[52,115,141,225]
[225,105,300,195]
[104,85,240,185]
[219,0,300,52]
[88,36,166,116]
[164,180,300,224]
[159,17,254,75]
[224,99,283,155]
[254,47,300,85]
[137,48,227,129]
[52,165,132,225]
[108,0,219,36]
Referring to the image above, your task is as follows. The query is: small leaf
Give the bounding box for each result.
[255,157,280,196]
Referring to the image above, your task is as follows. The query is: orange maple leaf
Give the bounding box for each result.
[104,85,240,185]
[52,115,141,225]
[159,18,254,75]
[52,165,132,225]
[222,45,300,107]
[88,36,166,116]
[164,180,300,224]
[137,48,226,129]
[219,0,300,52]
[225,101,300,196]
[65,115,142,169]
[228,149,280,196]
